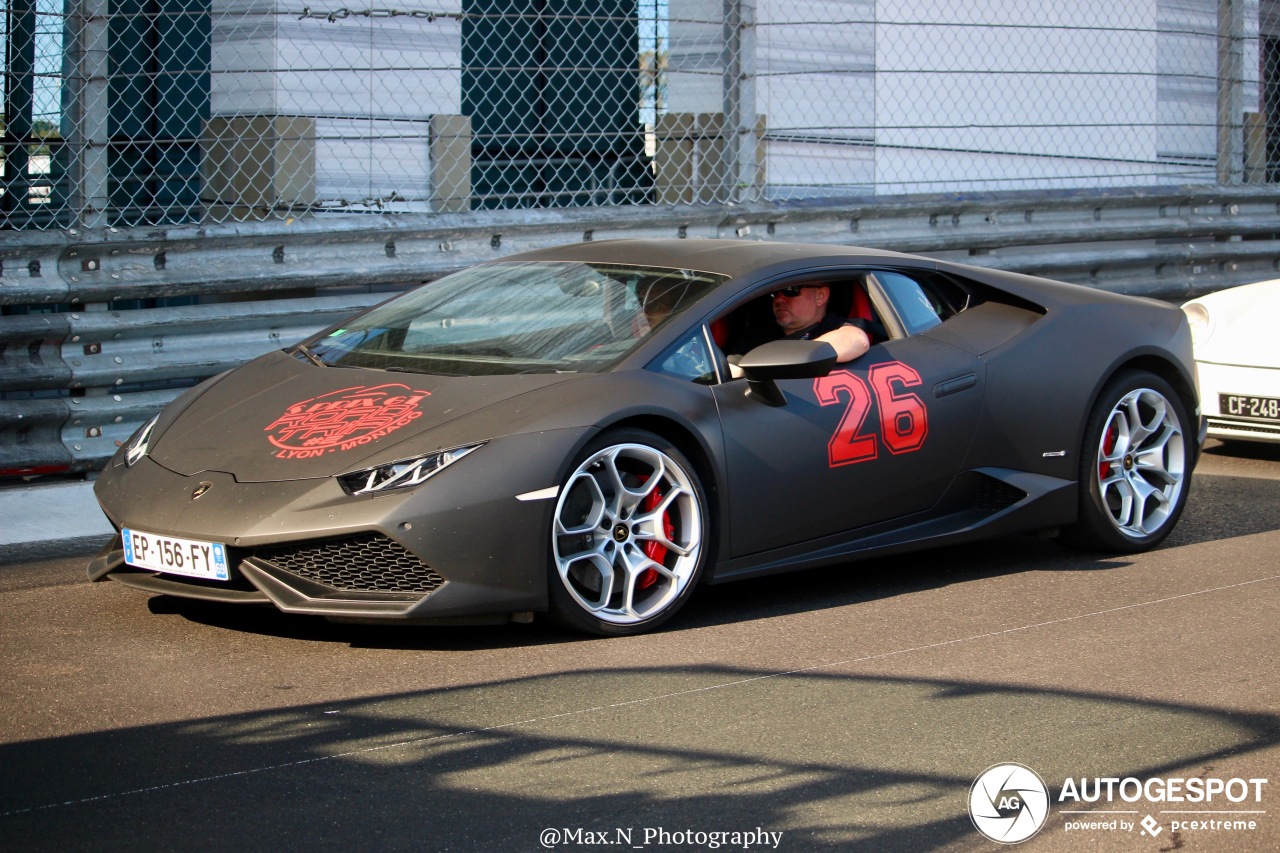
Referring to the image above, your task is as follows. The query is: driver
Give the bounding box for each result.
[637,280,682,333]
[768,284,869,363]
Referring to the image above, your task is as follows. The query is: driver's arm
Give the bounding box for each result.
[817,325,870,363]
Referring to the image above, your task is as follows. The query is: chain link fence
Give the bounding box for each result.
[1,0,1276,229]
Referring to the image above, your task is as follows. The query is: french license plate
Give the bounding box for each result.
[1219,393,1280,422]
[122,528,229,581]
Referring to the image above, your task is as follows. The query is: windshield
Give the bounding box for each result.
[304,261,727,376]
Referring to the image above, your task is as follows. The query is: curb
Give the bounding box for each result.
[0,481,113,564]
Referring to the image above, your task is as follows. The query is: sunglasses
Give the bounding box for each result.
[769,285,817,299]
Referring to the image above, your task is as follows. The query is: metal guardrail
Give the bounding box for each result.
[0,294,386,474]
[5,186,1280,477]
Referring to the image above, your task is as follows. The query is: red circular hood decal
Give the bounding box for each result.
[265,384,431,459]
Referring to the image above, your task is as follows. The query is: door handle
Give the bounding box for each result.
[934,373,977,398]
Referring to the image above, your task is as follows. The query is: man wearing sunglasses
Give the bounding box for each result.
[769,284,870,363]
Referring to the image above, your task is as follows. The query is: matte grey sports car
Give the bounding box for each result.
[89,240,1203,635]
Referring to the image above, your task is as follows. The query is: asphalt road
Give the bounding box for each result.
[1,441,1277,852]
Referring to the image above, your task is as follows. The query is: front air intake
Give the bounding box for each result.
[253,533,443,594]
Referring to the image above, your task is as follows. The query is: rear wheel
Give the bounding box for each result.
[549,429,710,635]
[1063,371,1192,552]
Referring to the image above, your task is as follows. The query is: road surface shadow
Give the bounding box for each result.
[0,666,1274,852]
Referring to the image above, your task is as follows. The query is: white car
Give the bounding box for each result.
[1183,280,1280,444]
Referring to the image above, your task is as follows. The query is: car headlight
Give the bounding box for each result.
[338,443,485,495]
[124,414,161,467]
[1181,301,1212,349]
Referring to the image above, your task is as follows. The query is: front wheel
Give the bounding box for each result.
[549,429,711,636]
[1063,371,1193,552]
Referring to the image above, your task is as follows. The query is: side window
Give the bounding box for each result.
[871,270,971,336]
[652,328,716,384]
[710,276,888,358]
[873,271,944,335]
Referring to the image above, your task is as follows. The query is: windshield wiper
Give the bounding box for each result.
[295,344,327,367]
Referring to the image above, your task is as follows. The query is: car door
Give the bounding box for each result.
[710,269,986,558]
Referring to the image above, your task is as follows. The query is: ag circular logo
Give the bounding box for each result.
[968,763,1050,844]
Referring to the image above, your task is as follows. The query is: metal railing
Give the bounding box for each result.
[5,184,1280,477]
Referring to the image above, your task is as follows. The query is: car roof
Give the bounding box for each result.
[498,237,1180,317]
[499,239,927,281]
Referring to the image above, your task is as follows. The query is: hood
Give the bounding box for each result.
[149,350,577,482]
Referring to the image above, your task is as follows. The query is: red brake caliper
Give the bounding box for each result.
[638,486,674,590]
[1099,422,1118,480]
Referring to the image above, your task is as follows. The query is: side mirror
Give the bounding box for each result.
[738,339,837,406]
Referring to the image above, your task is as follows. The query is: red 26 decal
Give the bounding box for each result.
[814,361,928,467]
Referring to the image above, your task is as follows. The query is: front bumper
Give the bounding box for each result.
[90,429,588,621]
[1195,360,1280,444]
[89,532,466,620]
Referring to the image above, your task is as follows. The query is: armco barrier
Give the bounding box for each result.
[1,294,387,474]
[4,187,1280,476]
[0,390,180,476]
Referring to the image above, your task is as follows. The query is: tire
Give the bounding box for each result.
[549,428,711,636]
[1062,370,1193,552]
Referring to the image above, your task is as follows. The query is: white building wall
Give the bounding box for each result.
[666,0,725,113]
[758,0,876,197]
[874,0,1160,192]
[664,0,1255,196]
[210,0,279,117]
[210,0,462,207]
[205,0,1258,205]
[1159,0,1221,178]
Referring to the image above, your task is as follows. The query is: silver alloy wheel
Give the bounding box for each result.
[552,442,704,625]
[1093,387,1186,539]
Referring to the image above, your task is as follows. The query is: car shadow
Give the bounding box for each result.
[144,594,582,651]
[139,459,1277,649]
[1201,438,1280,463]
[1161,469,1280,549]
[143,535,1124,651]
